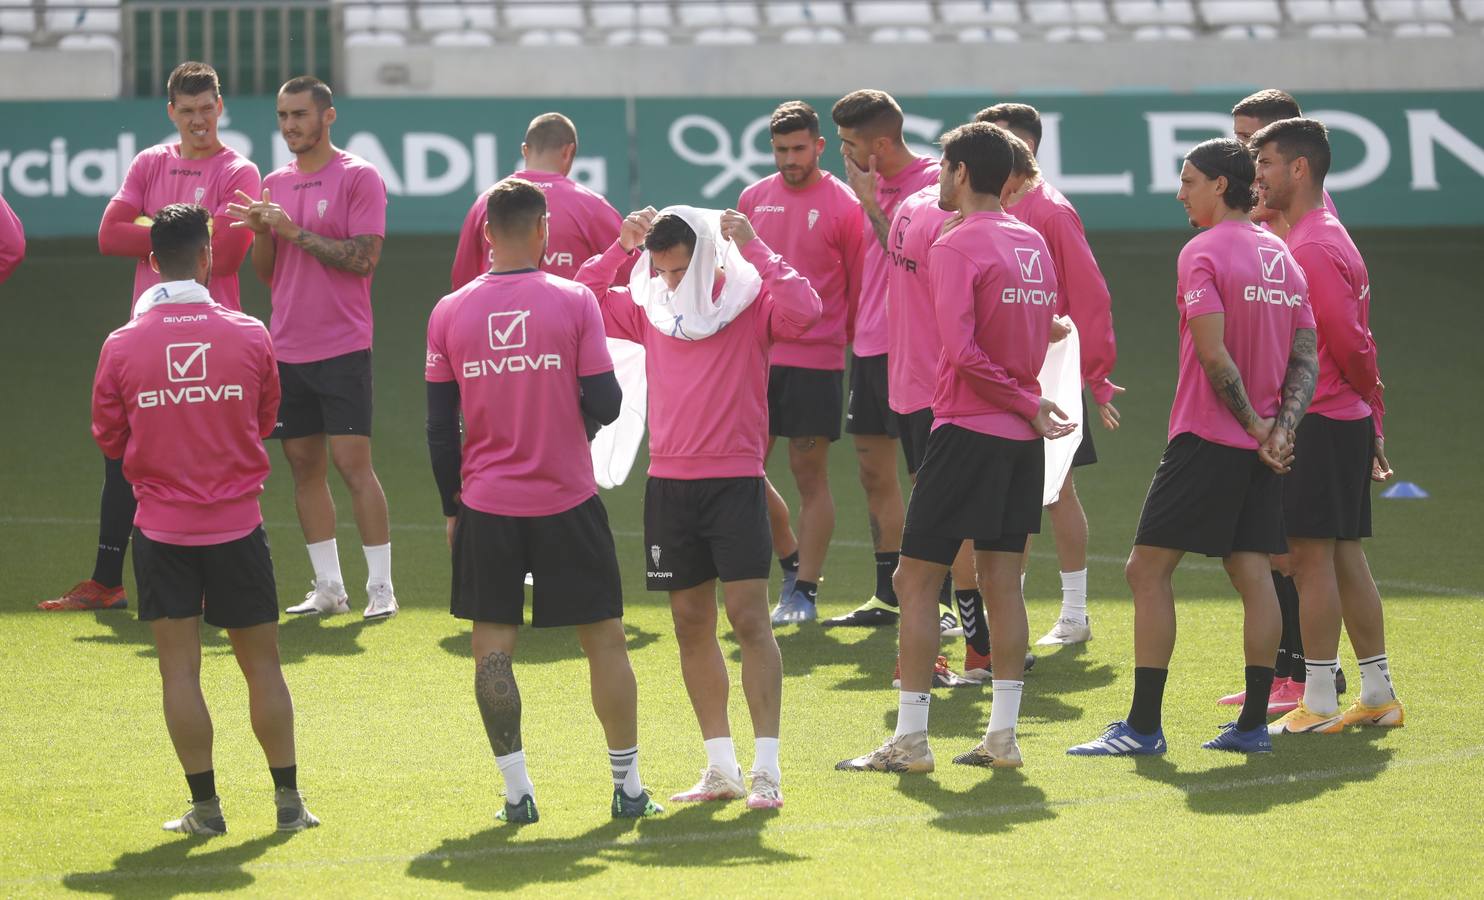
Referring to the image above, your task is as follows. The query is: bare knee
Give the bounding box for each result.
[727,602,774,648]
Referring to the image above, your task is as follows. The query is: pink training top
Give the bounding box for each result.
[111,143,261,311]
[886,185,951,415]
[1169,220,1315,450]
[425,270,613,517]
[0,192,22,285]
[853,155,940,358]
[450,170,623,289]
[577,238,822,479]
[928,211,1058,440]
[738,171,865,370]
[1007,181,1118,405]
[262,149,388,364]
[1286,207,1381,428]
[92,288,279,545]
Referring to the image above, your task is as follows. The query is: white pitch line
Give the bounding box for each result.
[10,742,1482,888]
[2,516,1477,598]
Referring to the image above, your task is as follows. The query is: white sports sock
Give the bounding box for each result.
[495,749,535,802]
[895,690,931,736]
[1302,658,1340,715]
[753,737,781,782]
[1358,654,1396,706]
[363,542,392,588]
[1059,568,1088,621]
[988,680,1024,734]
[306,539,343,586]
[608,745,643,798]
[703,736,739,775]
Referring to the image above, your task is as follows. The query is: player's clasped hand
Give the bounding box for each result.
[1258,423,1295,474]
[718,209,755,246]
[618,206,658,252]
[1033,398,1077,440]
[1372,434,1394,482]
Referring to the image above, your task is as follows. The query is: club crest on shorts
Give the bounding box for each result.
[317,199,328,219]
[808,209,820,230]
[650,545,661,567]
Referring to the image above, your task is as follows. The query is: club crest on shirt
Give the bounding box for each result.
[808,209,820,230]
[316,199,328,219]
[193,187,206,205]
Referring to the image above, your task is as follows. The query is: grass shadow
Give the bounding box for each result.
[730,624,899,690]
[894,767,1057,835]
[438,623,662,665]
[61,831,292,899]
[73,610,373,664]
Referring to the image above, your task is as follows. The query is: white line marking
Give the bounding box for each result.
[10,743,1481,887]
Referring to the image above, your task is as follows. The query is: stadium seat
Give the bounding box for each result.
[417,3,498,33]
[1046,24,1108,39]
[853,2,934,25]
[1373,0,1455,22]
[592,2,672,28]
[517,27,583,43]
[780,24,847,40]
[939,1,1022,25]
[341,2,412,33]
[0,33,29,50]
[958,24,1022,39]
[678,2,760,28]
[1394,20,1452,34]
[606,26,671,43]
[43,0,121,35]
[1200,0,1281,25]
[1216,21,1279,36]
[1306,21,1367,36]
[1462,0,1484,20]
[1111,0,1195,25]
[1287,1,1367,24]
[693,25,759,41]
[57,31,119,56]
[505,0,586,30]
[0,0,34,37]
[429,28,496,44]
[1027,1,1110,26]
[344,29,409,45]
[868,24,933,39]
[764,2,849,26]
[1133,23,1194,37]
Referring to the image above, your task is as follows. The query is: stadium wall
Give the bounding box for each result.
[4,91,1483,237]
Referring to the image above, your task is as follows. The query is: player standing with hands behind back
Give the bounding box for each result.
[228,76,397,621]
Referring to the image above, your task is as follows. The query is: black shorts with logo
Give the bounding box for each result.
[898,408,935,476]
[273,348,374,439]
[451,496,623,627]
[132,526,279,629]
[845,352,898,438]
[768,365,844,441]
[901,424,1044,565]
[643,476,772,591]
[1134,432,1286,557]
[1283,414,1374,540]
[1072,394,1098,467]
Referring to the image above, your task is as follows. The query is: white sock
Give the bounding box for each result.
[608,745,643,798]
[895,690,931,736]
[988,680,1024,734]
[363,542,392,587]
[753,737,780,781]
[306,538,343,586]
[495,749,534,802]
[1059,568,1088,621]
[1020,571,1026,594]
[1358,654,1396,706]
[1302,658,1340,715]
[703,736,739,775]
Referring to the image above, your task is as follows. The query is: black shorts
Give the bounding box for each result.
[898,408,934,475]
[845,352,898,438]
[643,476,771,591]
[273,349,374,439]
[901,424,1043,565]
[768,365,844,441]
[1283,414,1373,540]
[1135,432,1286,558]
[132,526,279,629]
[451,496,623,627]
[1072,394,1098,467]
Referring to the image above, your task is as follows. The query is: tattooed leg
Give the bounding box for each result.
[472,623,521,758]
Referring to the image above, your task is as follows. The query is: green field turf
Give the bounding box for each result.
[1,229,1480,898]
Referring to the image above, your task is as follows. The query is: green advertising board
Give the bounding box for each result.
[3,91,1482,238]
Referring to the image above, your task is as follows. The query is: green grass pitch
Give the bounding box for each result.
[1,228,1480,897]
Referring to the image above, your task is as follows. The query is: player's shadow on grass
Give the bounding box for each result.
[620,801,802,869]
[1131,728,1397,815]
[894,767,1057,835]
[73,609,371,664]
[437,623,661,665]
[61,831,291,899]
[728,625,899,690]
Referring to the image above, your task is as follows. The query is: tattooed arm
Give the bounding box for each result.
[287,230,383,277]
[1189,313,1269,441]
[1260,327,1319,474]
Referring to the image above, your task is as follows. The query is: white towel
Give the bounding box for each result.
[1039,321,1085,506]
[626,206,762,341]
[590,338,648,489]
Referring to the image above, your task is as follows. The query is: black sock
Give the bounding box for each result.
[91,456,135,589]
[955,589,990,655]
[779,551,800,576]
[938,574,952,608]
[795,580,818,604]
[185,769,216,803]
[1291,654,1307,684]
[874,552,899,606]
[1237,666,1276,731]
[270,764,298,792]
[1127,667,1168,736]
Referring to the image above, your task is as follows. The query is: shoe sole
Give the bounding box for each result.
[1035,635,1089,646]
[822,617,897,628]
[363,609,398,621]
[668,792,744,803]
[1340,711,1404,727]
[277,818,320,832]
[746,798,783,809]
[38,600,129,611]
[1270,721,1344,735]
[835,762,934,773]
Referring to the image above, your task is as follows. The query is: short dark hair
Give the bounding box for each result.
[150,204,211,277]
[1006,130,1040,180]
[644,214,696,255]
[486,178,548,239]
[831,90,903,138]
[940,122,1015,196]
[279,75,333,112]
[974,102,1042,148]
[1184,138,1257,212]
[1250,117,1332,185]
[1231,89,1302,125]
[770,101,819,137]
[167,61,220,103]
[524,112,578,155]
